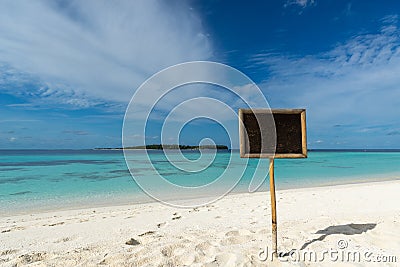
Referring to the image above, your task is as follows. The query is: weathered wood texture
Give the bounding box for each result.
[269,158,277,256]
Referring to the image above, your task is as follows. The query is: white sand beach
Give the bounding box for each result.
[1,180,399,266]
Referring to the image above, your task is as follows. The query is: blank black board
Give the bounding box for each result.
[239,109,307,158]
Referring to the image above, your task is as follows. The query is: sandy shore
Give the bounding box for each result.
[1,180,399,266]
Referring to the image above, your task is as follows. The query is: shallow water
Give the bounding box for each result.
[0,149,399,215]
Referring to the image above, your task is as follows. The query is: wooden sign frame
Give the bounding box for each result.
[239,109,307,159]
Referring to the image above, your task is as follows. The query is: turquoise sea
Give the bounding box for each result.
[1,150,400,215]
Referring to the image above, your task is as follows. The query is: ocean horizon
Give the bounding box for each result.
[1,149,400,215]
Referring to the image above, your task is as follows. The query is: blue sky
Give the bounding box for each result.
[1,0,400,149]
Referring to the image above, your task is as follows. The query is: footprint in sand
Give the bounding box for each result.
[172,216,182,220]
[125,238,140,246]
[157,222,167,228]
[195,241,218,256]
[189,207,200,213]
[48,222,65,227]
[161,243,186,257]
[221,229,252,245]
[225,229,251,236]
[1,226,25,233]
[161,244,198,266]
[159,249,196,266]
[0,249,18,256]
[17,252,48,265]
[138,231,155,237]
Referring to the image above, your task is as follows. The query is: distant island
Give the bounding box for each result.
[95,144,229,150]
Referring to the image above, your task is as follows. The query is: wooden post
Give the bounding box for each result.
[269,158,277,257]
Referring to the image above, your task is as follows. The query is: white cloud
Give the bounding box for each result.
[284,0,315,9]
[0,0,212,107]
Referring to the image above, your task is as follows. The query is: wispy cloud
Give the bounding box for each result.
[6,104,34,108]
[0,0,212,109]
[284,0,316,9]
[0,119,41,123]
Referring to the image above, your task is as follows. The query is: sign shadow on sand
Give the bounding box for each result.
[298,223,377,251]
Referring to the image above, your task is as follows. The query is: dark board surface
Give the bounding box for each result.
[242,112,274,154]
[273,113,302,154]
[240,109,306,157]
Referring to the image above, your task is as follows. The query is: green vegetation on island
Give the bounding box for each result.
[95,144,229,150]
